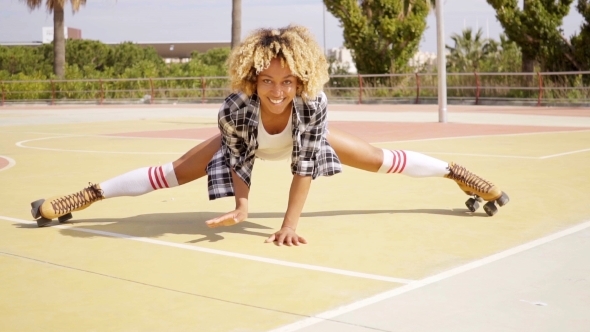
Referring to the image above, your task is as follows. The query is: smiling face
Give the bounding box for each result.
[256,57,300,117]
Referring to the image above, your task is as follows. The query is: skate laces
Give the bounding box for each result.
[447,163,494,194]
[50,183,104,214]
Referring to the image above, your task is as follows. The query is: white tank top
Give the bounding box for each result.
[255,110,293,161]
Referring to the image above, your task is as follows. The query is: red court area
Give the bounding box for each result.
[0,157,10,171]
[108,121,587,142]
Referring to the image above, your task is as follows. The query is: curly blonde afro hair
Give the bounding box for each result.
[227,25,329,100]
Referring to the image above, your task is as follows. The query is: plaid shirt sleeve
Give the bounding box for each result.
[291,92,342,178]
[206,93,255,200]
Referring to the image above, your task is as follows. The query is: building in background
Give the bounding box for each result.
[42,27,82,43]
[327,47,357,74]
[136,41,230,63]
[409,51,437,70]
[327,47,438,74]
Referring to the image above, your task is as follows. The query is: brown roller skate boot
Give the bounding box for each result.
[30,183,104,227]
[444,162,509,216]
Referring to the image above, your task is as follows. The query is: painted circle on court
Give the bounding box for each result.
[0,156,16,172]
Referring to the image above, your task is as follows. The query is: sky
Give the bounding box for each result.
[0,0,584,53]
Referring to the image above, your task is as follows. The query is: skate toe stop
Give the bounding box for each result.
[30,199,45,219]
[36,217,53,227]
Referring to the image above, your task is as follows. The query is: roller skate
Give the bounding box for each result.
[445,163,509,216]
[30,183,104,227]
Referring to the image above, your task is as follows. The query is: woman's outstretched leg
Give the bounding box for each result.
[31,134,221,227]
[326,127,509,215]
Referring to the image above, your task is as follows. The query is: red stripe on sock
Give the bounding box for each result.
[397,150,407,173]
[153,167,164,189]
[392,150,402,173]
[158,166,169,188]
[147,167,158,190]
[387,150,397,173]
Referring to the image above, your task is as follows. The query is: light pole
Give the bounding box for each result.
[435,0,447,123]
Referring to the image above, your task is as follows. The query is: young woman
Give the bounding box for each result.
[31,25,509,245]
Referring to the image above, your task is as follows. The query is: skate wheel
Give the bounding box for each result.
[58,213,73,223]
[496,192,510,207]
[36,217,53,227]
[465,198,480,212]
[483,201,498,216]
[30,199,45,219]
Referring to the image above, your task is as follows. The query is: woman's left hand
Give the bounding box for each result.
[205,209,247,228]
[265,226,307,246]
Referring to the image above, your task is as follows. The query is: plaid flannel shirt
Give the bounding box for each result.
[206,91,342,200]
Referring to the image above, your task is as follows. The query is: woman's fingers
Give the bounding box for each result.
[265,231,307,246]
[205,214,238,228]
[265,233,276,243]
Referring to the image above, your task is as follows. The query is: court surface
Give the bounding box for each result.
[1,103,589,332]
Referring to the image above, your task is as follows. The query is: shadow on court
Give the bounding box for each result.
[15,208,486,243]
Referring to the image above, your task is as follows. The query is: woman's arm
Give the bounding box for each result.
[206,170,250,228]
[265,174,311,246]
[206,95,252,227]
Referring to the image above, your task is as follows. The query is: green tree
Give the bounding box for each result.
[569,0,590,71]
[20,0,87,79]
[482,34,522,72]
[446,28,496,72]
[106,42,165,76]
[66,39,111,72]
[0,46,49,76]
[486,0,573,72]
[324,0,432,73]
[186,48,231,76]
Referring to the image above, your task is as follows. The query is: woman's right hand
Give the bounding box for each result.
[205,209,248,228]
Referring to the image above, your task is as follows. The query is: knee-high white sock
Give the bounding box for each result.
[99,162,179,198]
[378,149,449,177]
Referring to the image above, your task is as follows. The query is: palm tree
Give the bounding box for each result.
[231,0,241,49]
[446,27,494,72]
[21,0,87,79]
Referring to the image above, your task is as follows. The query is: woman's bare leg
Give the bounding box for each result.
[31,134,222,226]
[98,134,221,197]
[173,134,221,185]
[325,127,383,172]
[325,127,509,215]
[326,127,448,177]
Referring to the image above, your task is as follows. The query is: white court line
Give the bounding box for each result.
[12,135,534,159]
[14,129,590,159]
[0,215,414,285]
[12,128,590,142]
[14,131,209,141]
[0,155,16,172]
[372,128,590,145]
[268,219,590,332]
[418,152,537,159]
[539,148,590,159]
[15,136,183,155]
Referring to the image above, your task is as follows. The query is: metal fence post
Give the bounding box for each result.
[98,79,104,105]
[149,78,155,104]
[415,73,420,104]
[357,74,363,104]
[50,80,55,105]
[0,81,4,106]
[201,77,206,103]
[537,72,543,107]
[474,72,480,105]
